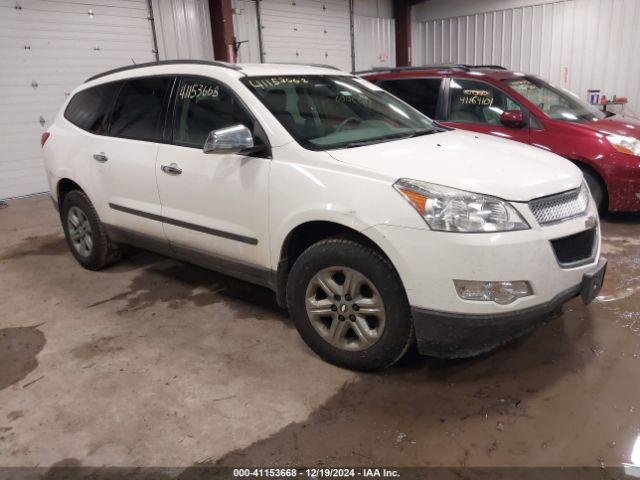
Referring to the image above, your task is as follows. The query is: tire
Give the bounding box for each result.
[582,168,606,211]
[286,237,414,371]
[61,190,121,270]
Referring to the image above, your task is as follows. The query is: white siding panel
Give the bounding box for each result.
[352,0,393,71]
[465,16,475,63]
[354,0,392,18]
[412,0,640,116]
[0,0,156,199]
[353,14,394,71]
[151,0,214,61]
[260,0,352,71]
[232,0,261,63]
[410,21,424,65]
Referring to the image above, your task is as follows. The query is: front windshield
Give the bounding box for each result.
[242,75,438,150]
[504,76,605,122]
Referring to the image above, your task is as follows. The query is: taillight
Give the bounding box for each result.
[40,131,50,148]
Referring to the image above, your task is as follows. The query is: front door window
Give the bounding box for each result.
[173,77,260,148]
[448,78,522,124]
[444,78,530,144]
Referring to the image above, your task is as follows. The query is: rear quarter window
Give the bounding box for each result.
[109,77,172,142]
[64,82,122,134]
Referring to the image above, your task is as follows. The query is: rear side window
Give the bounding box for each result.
[379,78,442,118]
[64,82,121,134]
[109,77,172,141]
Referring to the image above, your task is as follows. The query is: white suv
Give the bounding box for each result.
[42,61,607,371]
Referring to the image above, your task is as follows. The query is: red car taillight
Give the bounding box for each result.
[40,131,50,147]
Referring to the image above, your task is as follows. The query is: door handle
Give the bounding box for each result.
[93,152,108,162]
[161,163,182,175]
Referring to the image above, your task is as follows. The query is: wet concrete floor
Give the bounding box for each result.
[0,196,638,468]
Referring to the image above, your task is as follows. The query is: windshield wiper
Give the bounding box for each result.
[345,132,408,148]
[344,128,439,149]
[406,127,440,137]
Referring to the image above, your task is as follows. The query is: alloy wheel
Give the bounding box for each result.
[304,266,386,351]
[67,206,93,258]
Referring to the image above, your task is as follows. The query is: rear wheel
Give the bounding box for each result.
[61,190,121,270]
[287,237,414,371]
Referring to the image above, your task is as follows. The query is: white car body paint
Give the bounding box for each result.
[43,62,602,322]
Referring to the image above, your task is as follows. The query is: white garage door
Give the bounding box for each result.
[260,0,352,72]
[0,0,157,200]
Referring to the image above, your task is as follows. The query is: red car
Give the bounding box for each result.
[360,65,640,212]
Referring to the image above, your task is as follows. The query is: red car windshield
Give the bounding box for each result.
[504,76,605,122]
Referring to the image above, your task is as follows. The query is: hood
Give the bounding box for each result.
[327,129,582,202]
[566,114,640,138]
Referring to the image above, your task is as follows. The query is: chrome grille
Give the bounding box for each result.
[529,182,590,225]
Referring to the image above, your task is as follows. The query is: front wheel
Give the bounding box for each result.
[582,169,606,211]
[286,237,414,371]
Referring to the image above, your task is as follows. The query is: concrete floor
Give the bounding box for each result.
[0,195,638,469]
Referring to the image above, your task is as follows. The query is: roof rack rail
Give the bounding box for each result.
[354,63,508,75]
[85,60,243,83]
[271,62,343,71]
[308,63,342,71]
[354,64,472,75]
[463,64,508,70]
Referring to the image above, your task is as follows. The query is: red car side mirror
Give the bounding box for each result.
[500,110,525,128]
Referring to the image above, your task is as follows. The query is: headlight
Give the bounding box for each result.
[394,179,529,232]
[607,134,640,156]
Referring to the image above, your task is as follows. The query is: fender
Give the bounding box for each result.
[270,204,374,270]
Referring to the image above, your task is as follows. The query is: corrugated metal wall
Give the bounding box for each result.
[232,0,261,63]
[151,0,214,61]
[412,0,640,116]
[353,16,395,71]
[353,0,394,71]
[0,0,156,199]
[259,0,352,71]
[228,0,394,72]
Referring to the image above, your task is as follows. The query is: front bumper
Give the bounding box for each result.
[604,151,640,211]
[411,257,607,358]
[362,199,604,357]
[366,211,601,315]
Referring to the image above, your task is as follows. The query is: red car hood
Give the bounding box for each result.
[571,114,640,138]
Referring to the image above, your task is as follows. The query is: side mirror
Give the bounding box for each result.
[500,110,525,128]
[203,124,254,154]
